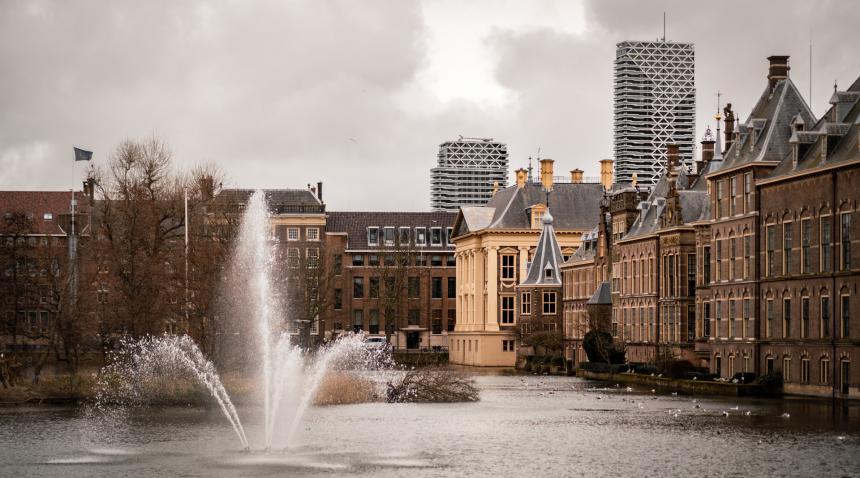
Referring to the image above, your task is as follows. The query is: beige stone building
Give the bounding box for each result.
[449,159,607,366]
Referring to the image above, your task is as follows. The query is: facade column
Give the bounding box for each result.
[474,247,486,331]
[454,251,462,331]
[485,246,500,332]
[518,246,529,282]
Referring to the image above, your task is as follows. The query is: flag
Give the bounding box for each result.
[73,147,93,162]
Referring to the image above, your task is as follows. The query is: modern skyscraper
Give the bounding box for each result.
[430,137,508,212]
[614,40,695,187]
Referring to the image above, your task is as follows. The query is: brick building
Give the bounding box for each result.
[322,211,457,350]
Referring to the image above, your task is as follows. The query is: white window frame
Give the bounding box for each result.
[306,227,319,241]
[287,247,300,268]
[415,227,427,246]
[542,291,557,315]
[430,227,443,246]
[367,227,379,246]
[287,227,300,241]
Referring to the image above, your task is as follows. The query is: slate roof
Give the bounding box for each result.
[587,282,612,305]
[326,211,457,251]
[520,209,564,287]
[566,225,598,264]
[719,78,816,171]
[213,189,324,214]
[766,74,860,180]
[0,191,91,235]
[455,181,603,236]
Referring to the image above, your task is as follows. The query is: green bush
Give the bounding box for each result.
[755,371,783,388]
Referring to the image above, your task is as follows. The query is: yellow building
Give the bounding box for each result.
[449,159,610,366]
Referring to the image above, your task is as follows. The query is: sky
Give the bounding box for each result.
[2,0,859,211]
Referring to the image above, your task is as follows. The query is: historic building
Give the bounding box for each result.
[322,211,457,350]
[614,40,696,186]
[564,54,859,399]
[430,137,509,212]
[449,159,606,366]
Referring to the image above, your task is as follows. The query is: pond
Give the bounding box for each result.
[1,373,859,477]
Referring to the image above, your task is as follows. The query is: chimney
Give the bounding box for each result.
[699,128,715,173]
[599,159,613,190]
[82,178,95,202]
[515,168,528,188]
[492,181,499,196]
[632,173,638,188]
[570,169,584,183]
[767,55,790,93]
[723,103,735,155]
[200,176,214,201]
[316,181,323,202]
[666,144,680,172]
[539,159,554,191]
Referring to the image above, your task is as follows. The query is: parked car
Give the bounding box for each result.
[362,336,388,349]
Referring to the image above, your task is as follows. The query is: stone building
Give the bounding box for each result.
[449,159,606,366]
[561,227,598,366]
[322,211,457,350]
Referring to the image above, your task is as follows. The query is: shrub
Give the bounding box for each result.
[755,372,783,388]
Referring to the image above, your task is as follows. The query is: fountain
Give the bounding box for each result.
[94,190,391,452]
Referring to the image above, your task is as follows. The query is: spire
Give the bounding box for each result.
[520,207,564,286]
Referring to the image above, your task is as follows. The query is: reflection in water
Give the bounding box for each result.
[1,374,858,477]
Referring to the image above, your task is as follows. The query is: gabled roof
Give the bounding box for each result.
[719,78,816,171]
[520,209,564,287]
[326,211,456,250]
[566,225,598,264]
[587,282,612,305]
[213,189,324,213]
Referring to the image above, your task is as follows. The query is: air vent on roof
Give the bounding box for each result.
[655,198,666,208]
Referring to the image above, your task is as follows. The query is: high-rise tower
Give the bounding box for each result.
[430,137,508,212]
[614,40,695,187]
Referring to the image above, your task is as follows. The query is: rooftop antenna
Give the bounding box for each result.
[662,12,666,41]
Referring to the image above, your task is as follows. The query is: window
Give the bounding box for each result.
[353,310,364,333]
[801,219,812,273]
[728,300,735,338]
[744,234,751,279]
[668,255,675,295]
[447,309,456,332]
[743,298,751,339]
[715,300,722,338]
[766,299,774,338]
[430,227,442,246]
[334,289,342,310]
[716,180,724,218]
[383,227,395,246]
[502,340,515,352]
[287,227,299,241]
[543,291,557,315]
[820,358,830,384]
[432,309,442,334]
[352,254,364,266]
[841,212,851,271]
[408,309,420,326]
[353,277,364,298]
[703,302,711,337]
[841,294,850,338]
[716,240,722,281]
[446,254,456,267]
[446,227,454,246]
[333,254,342,275]
[801,296,809,338]
[801,358,810,383]
[367,227,380,246]
[744,172,752,213]
[766,225,776,277]
[730,176,737,215]
[398,227,410,246]
[306,248,319,268]
[821,216,831,272]
[408,277,420,298]
[43,213,53,220]
[369,277,380,298]
[821,296,831,338]
[97,284,109,304]
[501,296,515,324]
[729,237,737,280]
[306,227,319,241]
[384,254,395,266]
[287,248,300,268]
[687,254,696,297]
[501,255,515,279]
[369,309,380,334]
[431,255,442,267]
[783,222,792,275]
[687,305,695,341]
[431,277,442,299]
[521,292,531,315]
[368,254,380,267]
[783,357,791,382]
[703,246,711,284]
[783,298,791,338]
[447,277,456,299]
[415,227,427,246]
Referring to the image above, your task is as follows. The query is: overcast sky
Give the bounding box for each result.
[2,0,859,210]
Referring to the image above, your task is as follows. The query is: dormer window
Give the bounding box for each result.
[544,267,553,279]
[43,213,53,221]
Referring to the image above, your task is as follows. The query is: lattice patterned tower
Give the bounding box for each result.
[430,137,508,212]
[614,41,696,187]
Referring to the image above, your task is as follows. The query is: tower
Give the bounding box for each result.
[430,137,508,212]
[613,40,696,187]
